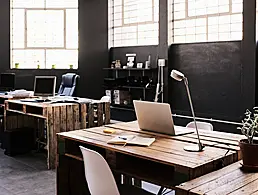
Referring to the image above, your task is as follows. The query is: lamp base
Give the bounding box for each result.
[184,145,205,152]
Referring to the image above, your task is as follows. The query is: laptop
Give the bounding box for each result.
[133,100,194,136]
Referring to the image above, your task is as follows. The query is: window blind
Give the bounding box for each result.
[10,0,78,69]
[169,0,243,44]
[108,0,159,47]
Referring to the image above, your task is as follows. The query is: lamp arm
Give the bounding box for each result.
[183,78,203,150]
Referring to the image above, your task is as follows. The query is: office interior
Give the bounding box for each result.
[0,0,256,195]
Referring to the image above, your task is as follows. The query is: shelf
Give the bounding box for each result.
[103,85,152,90]
[110,105,134,111]
[103,68,155,71]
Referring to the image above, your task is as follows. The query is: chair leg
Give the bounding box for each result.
[123,175,133,185]
[133,178,142,188]
[157,187,165,195]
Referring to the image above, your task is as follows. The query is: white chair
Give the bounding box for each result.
[186,121,213,131]
[100,96,111,103]
[79,146,154,195]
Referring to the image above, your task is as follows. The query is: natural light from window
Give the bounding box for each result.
[169,0,243,44]
[108,0,159,47]
[10,0,78,69]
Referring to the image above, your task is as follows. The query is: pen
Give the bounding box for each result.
[118,136,127,140]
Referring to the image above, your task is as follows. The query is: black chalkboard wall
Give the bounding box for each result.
[109,41,244,130]
[168,41,242,122]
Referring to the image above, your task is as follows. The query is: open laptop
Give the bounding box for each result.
[133,100,194,136]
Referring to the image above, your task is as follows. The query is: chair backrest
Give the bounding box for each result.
[186,121,213,131]
[79,146,120,195]
[100,96,111,103]
[58,73,79,96]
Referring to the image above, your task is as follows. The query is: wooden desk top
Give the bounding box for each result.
[58,121,244,179]
[5,98,105,108]
[176,161,258,195]
[5,99,77,108]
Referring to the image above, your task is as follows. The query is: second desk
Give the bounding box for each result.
[4,99,110,169]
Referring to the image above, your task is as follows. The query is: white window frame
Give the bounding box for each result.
[108,0,159,48]
[10,1,78,69]
[168,0,243,44]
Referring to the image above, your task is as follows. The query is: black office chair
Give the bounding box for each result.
[58,73,79,96]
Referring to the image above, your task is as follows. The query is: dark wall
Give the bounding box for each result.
[0,0,109,99]
[109,45,158,68]
[168,41,243,122]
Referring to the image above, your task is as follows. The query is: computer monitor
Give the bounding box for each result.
[0,73,15,91]
[34,76,56,97]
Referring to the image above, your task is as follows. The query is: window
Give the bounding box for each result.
[108,0,159,47]
[10,0,78,69]
[169,0,243,44]
[257,0,258,39]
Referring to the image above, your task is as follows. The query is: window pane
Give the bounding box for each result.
[11,9,25,48]
[66,9,78,49]
[46,50,78,69]
[46,0,78,8]
[11,0,44,8]
[10,1,79,69]
[27,10,64,48]
[170,0,243,43]
[109,0,159,47]
[11,50,45,69]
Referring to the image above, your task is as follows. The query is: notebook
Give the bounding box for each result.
[107,135,155,147]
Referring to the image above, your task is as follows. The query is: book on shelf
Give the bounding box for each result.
[107,135,155,147]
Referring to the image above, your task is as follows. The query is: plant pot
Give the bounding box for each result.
[239,139,258,167]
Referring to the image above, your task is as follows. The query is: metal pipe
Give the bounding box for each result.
[172,113,242,126]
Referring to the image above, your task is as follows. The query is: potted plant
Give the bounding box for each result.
[238,108,258,169]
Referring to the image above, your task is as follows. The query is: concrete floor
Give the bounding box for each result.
[0,149,173,195]
[0,149,55,195]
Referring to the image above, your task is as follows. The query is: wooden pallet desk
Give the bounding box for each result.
[4,99,110,169]
[56,121,244,195]
[0,94,35,144]
[176,161,258,195]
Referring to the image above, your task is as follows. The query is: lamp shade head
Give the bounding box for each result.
[171,69,185,81]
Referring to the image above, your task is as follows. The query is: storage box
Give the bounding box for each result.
[113,90,130,105]
[2,128,35,156]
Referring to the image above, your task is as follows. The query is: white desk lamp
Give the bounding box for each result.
[170,70,204,152]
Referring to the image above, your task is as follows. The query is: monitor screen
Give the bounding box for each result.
[34,76,56,97]
[0,73,15,90]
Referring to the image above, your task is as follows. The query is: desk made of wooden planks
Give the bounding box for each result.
[4,99,110,169]
[176,161,258,195]
[56,121,244,195]
[0,95,36,144]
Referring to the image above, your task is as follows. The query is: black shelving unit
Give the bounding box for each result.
[103,68,155,71]
[103,67,157,111]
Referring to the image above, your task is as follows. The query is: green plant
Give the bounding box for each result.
[238,107,258,144]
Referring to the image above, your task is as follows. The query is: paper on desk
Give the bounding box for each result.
[107,135,155,147]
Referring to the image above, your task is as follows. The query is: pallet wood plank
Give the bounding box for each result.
[66,105,73,131]
[97,103,103,127]
[104,102,110,125]
[88,103,94,128]
[47,107,54,169]
[80,103,87,129]
[50,106,61,169]
[60,106,67,132]
[73,104,80,130]
[176,161,258,195]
